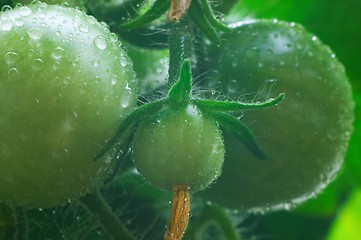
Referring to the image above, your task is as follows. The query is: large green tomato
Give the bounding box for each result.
[0,3,137,208]
[13,0,86,10]
[200,20,354,212]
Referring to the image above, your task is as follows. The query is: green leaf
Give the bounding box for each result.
[168,59,192,105]
[193,93,285,112]
[209,111,266,160]
[95,99,166,160]
[199,0,231,32]
[184,203,240,240]
[188,1,221,45]
[326,190,361,240]
[119,0,170,30]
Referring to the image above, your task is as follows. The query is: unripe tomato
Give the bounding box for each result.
[0,3,137,208]
[200,20,354,212]
[13,0,86,10]
[133,104,225,191]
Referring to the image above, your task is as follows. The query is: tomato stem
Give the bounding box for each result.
[168,0,192,21]
[164,185,190,240]
[168,21,193,84]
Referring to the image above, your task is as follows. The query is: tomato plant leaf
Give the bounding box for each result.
[95,99,166,161]
[193,93,285,112]
[168,59,192,105]
[119,0,170,30]
[188,1,221,45]
[209,111,266,160]
[198,0,231,32]
[184,203,240,240]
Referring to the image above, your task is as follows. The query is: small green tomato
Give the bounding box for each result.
[132,104,225,191]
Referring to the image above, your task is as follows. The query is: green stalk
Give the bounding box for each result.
[80,191,134,240]
[168,20,193,84]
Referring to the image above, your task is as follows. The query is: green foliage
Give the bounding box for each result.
[326,190,361,240]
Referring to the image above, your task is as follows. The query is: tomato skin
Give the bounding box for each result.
[133,104,224,191]
[200,20,354,212]
[0,4,137,208]
[13,0,86,9]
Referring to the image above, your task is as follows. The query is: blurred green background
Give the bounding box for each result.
[230,0,361,239]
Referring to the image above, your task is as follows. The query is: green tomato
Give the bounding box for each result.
[0,3,137,208]
[133,104,225,191]
[200,20,354,212]
[13,0,86,10]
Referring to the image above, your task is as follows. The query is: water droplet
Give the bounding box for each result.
[78,24,88,33]
[19,6,32,16]
[33,58,44,70]
[27,28,43,40]
[15,19,24,26]
[53,62,60,70]
[104,156,112,164]
[111,77,117,86]
[109,33,118,43]
[119,56,127,67]
[1,5,12,12]
[227,79,239,95]
[266,79,277,84]
[91,60,100,67]
[295,41,304,50]
[87,15,97,24]
[266,49,274,55]
[94,36,107,50]
[72,59,79,67]
[8,68,19,80]
[4,52,19,65]
[120,90,132,108]
[311,36,317,41]
[244,47,259,59]
[1,18,13,31]
[51,47,65,60]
